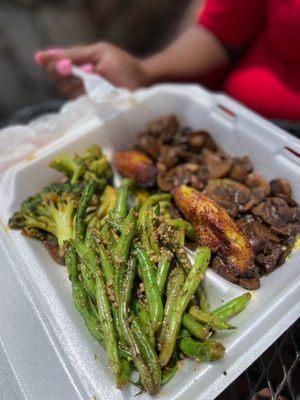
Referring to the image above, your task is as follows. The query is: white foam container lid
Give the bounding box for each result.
[0,84,299,400]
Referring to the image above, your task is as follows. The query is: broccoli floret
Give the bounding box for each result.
[49,154,84,184]
[49,145,113,187]
[9,182,84,255]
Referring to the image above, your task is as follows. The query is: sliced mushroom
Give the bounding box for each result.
[148,115,179,142]
[278,237,295,266]
[137,133,159,160]
[237,214,280,254]
[176,148,202,163]
[203,179,251,217]
[157,171,174,192]
[157,145,179,169]
[252,197,300,241]
[270,178,292,198]
[157,164,204,192]
[255,242,283,274]
[252,197,299,227]
[188,130,217,151]
[245,173,271,204]
[202,150,234,179]
[229,156,253,182]
[271,224,300,237]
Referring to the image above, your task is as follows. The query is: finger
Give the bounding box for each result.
[34,48,64,65]
[38,43,101,67]
[44,58,72,81]
[68,86,85,99]
[80,63,94,73]
[62,44,101,65]
[56,77,83,96]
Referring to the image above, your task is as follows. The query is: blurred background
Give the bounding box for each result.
[0,0,202,121]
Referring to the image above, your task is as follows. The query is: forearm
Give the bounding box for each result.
[142,26,230,86]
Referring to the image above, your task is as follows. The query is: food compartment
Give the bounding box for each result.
[2,87,300,400]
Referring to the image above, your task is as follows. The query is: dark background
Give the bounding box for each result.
[0,0,201,121]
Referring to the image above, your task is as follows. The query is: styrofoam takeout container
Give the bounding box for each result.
[0,84,299,400]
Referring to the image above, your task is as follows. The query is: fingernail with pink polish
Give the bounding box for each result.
[34,51,43,65]
[55,58,72,76]
[80,63,94,73]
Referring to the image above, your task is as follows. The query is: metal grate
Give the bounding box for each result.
[217,318,300,400]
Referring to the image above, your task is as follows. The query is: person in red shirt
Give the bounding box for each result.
[36,0,300,121]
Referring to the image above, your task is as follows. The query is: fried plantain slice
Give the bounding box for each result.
[173,185,255,278]
[114,150,156,187]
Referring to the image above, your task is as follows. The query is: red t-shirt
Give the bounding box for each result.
[198,0,300,120]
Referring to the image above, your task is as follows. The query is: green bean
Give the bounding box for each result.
[97,243,114,285]
[177,226,185,247]
[146,208,160,255]
[175,247,209,309]
[65,248,104,343]
[198,283,209,312]
[211,293,251,321]
[156,252,172,295]
[66,247,131,359]
[117,359,132,389]
[95,269,120,378]
[85,312,105,342]
[161,346,179,386]
[135,242,163,332]
[178,328,190,339]
[133,299,155,347]
[106,218,122,232]
[100,221,110,239]
[114,208,136,315]
[179,338,225,362]
[71,240,121,378]
[118,346,132,360]
[160,266,185,346]
[189,307,235,330]
[161,365,178,386]
[158,200,170,210]
[119,257,159,395]
[159,247,211,366]
[75,180,95,242]
[83,229,124,344]
[88,296,98,319]
[182,313,210,341]
[71,239,99,275]
[138,194,171,253]
[131,315,161,388]
[113,178,133,222]
[115,208,136,264]
[168,219,195,240]
[79,262,96,300]
[138,194,171,229]
[175,244,192,273]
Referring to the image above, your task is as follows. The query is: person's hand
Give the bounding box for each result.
[35,43,149,99]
